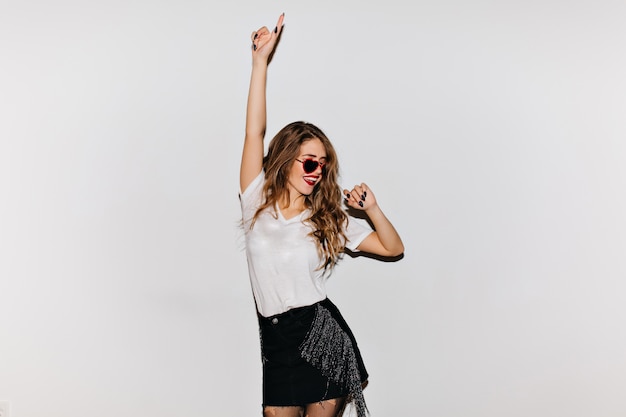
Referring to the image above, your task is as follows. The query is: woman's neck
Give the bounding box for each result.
[280,192,307,212]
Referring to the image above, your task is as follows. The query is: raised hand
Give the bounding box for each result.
[241,13,285,192]
[251,13,285,63]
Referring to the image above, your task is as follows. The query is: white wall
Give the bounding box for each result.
[1,1,625,416]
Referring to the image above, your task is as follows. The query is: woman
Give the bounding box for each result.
[240,13,404,417]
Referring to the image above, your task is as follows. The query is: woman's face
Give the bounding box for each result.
[287,138,327,197]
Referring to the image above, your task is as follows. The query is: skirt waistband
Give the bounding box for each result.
[258,299,329,325]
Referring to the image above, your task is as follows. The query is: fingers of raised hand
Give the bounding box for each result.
[251,27,270,50]
[251,14,284,52]
[275,13,285,35]
[252,27,269,41]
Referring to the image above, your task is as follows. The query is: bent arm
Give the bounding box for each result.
[240,14,284,192]
[357,205,405,257]
[344,183,404,257]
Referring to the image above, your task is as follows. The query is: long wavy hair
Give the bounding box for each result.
[250,121,348,270]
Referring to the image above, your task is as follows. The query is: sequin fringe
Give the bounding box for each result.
[299,304,368,417]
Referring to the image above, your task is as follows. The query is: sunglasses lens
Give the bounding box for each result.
[303,159,319,173]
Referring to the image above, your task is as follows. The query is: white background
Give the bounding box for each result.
[1,1,625,416]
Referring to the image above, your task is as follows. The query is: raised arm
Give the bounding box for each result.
[240,13,285,192]
[344,183,405,257]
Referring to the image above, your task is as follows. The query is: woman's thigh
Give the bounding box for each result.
[263,405,303,417]
[304,397,346,417]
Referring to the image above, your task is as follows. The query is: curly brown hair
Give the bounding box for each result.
[250,121,348,270]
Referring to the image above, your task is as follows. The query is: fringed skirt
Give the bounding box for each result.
[257,298,368,416]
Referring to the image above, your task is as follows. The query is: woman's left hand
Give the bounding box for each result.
[344,183,377,211]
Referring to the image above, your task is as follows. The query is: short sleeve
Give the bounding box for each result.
[239,171,265,224]
[344,215,373,251]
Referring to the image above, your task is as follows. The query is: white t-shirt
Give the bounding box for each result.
[240,171,373,317]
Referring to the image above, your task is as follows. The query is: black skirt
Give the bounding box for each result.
[257,298,368,416]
